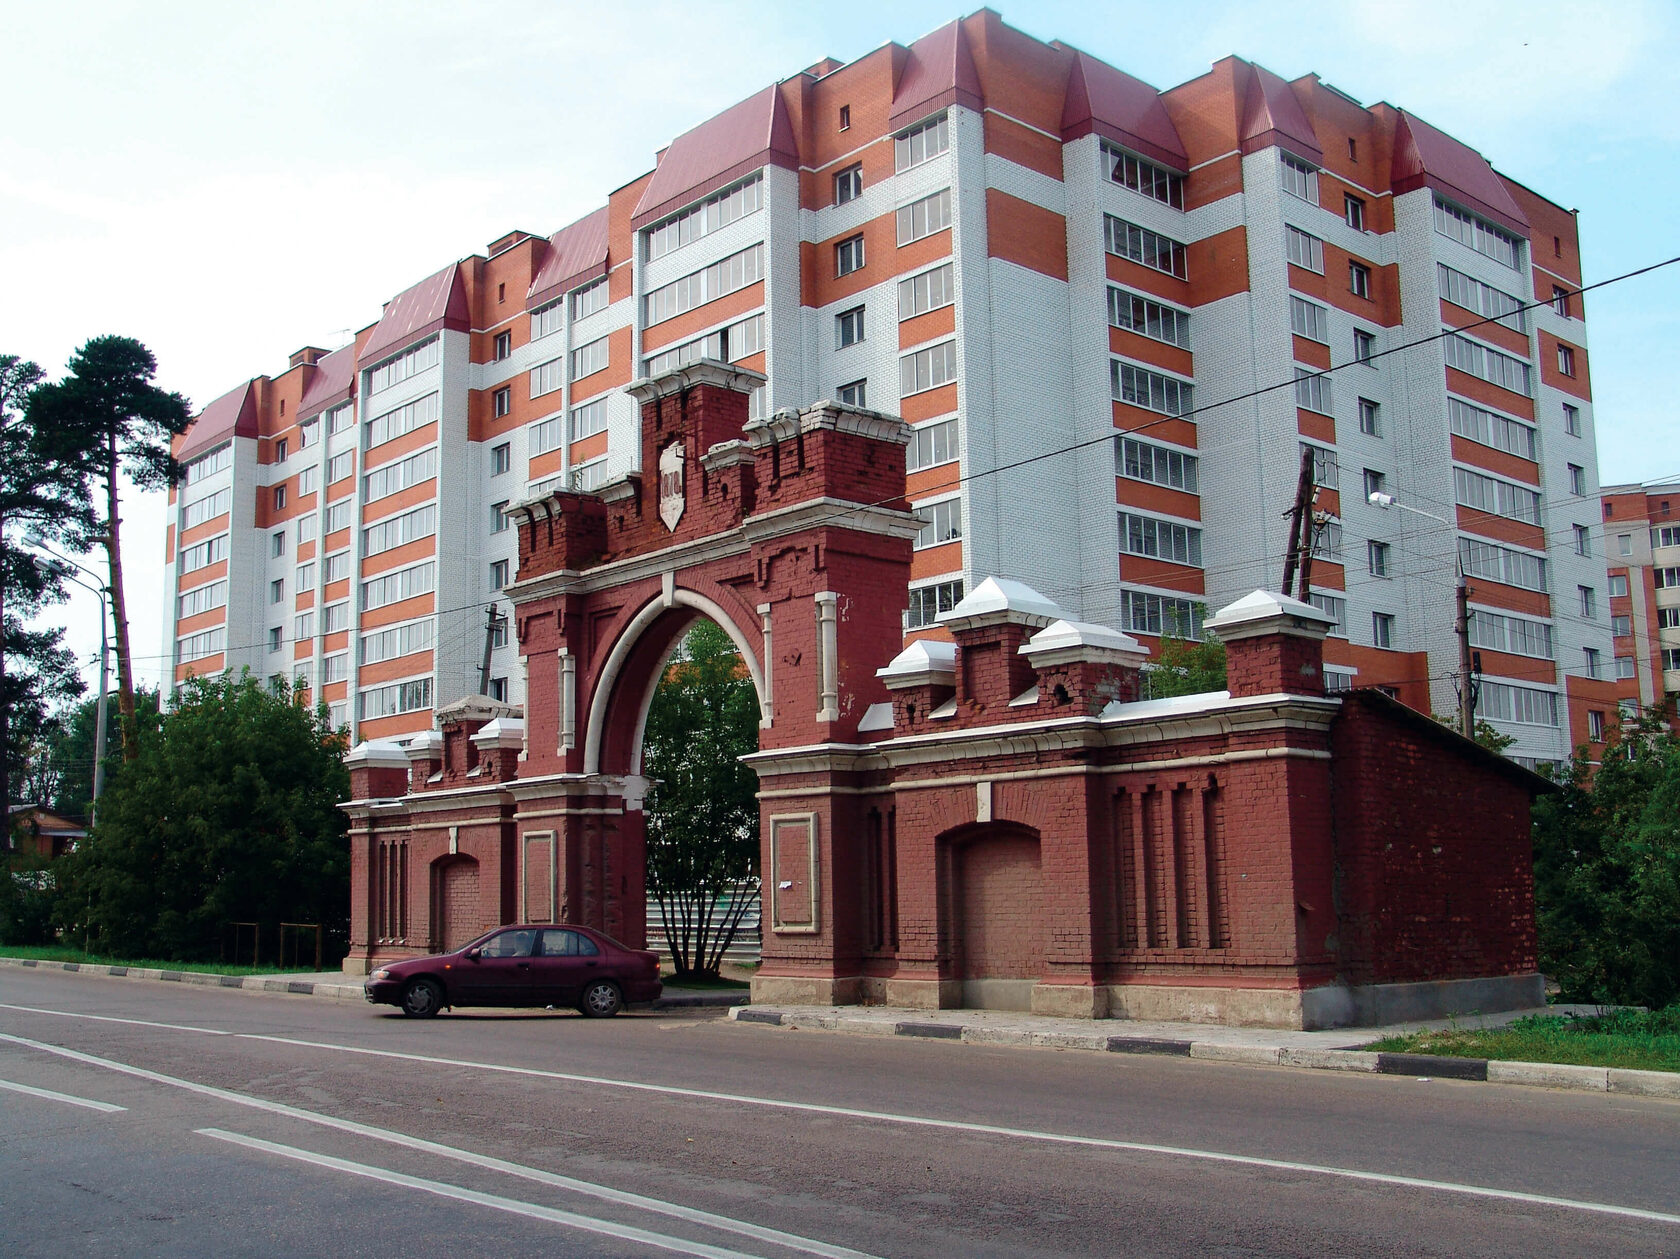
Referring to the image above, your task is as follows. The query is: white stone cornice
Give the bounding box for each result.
[741,496,924,546]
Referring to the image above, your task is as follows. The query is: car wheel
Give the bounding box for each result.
[401,978,444,1018]
[579,979,623,1018]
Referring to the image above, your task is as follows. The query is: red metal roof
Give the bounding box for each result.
[1239,62,1323,164]
[297,343,357,419]
[527,207,611,309]
[889,18,982,127]
[631,85,799,230]
[359,262,471,364]
[1391,110,1529,235]
[1057,47,1185,168]
[177,379,258,462]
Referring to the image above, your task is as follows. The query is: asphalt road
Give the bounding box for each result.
[1,969,1677,1258]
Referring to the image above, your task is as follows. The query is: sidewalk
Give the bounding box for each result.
[728,1002,1680,1099]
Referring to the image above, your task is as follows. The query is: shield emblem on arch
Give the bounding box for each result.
[658,440,685,532]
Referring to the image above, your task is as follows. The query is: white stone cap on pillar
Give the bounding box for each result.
[938,576,1063,632]
[470,717,526,750]
[345,739,410,770]
[1203,589,1335,643]
[876,638,957,690]
[402,730,444,762]
[1020,618,1149,668]
[624,358,767,404]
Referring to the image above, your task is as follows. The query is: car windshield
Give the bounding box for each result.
[478,929,536,958]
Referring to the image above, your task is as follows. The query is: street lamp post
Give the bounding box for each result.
[1369,492,1478,738]
[26,540,111,821]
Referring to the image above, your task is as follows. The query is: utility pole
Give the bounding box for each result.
[478,604,505,696]
[1281,446,1316,598]
[1455,570,1476,738]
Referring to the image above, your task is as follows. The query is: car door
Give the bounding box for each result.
[529,928,601,1005]
[454,928,538,1005]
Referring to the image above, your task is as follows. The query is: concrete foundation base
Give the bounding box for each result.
[750,974,863,1006]
[341,957,370,977]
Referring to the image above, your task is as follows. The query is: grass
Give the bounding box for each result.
[0,943,331,977]
[1366,1007,1680,1073]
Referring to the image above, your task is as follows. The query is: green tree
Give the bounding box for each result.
[31,689,162,821]
[1531,713,1680,1007]
[60,673,350,962]
[1142,622,1226,699]
[1431,714,1518,754]
[28,338,191,763]
[641,620,761,981]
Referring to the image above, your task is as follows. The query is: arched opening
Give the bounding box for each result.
[940,822,1046,1011]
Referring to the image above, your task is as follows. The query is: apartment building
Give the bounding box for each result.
[165,9,1612,765]
[1600,481,1680,736]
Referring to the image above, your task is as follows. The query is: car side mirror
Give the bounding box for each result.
[464,947,481,961]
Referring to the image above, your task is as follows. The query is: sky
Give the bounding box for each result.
[4,0,1677,698]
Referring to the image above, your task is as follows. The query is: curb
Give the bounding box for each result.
[726,1007,1680,1099]
[0,956,746,1011]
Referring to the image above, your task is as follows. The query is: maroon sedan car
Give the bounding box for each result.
[364,924,661,1018]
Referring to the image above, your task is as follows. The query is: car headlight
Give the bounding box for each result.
[369,968,392,982]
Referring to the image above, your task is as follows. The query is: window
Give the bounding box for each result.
[358,677,434,721]
[1584,648,1604,681]
[1368,540,1391,577]
[1120,512,1202,566]
[1618,534,1633,557]
[1433,196,1521,269]
[1553,285,1572,318]
[1311,520,1343,561]
[1354,329,1375,363]
[1349,261,1372,299]
[570,396,609,442]
[364,447,437,502]
[907,419,960,472]
[368,337,440,393]
[1563,403,1581,436]
[491,442,511,476]
[531,301,563,340]
[1454,467,1541,524]
[1119,438,1198,492]
[1447,397,1536,460]
[1105,216,1187,279]
[1344,194,1365,231]
[297,515,317,544]
[493,331,512,361]
[361,617,435,666]
[836,380,867,408]
[177,580,228,618]
[1609,573,1629,598]
[1658,527,1680,549]
[270,578,284,605]
[1459,537,1548,592]
[896,188,951,245]
[1655,567,1680,590]
[570,336,609,381]
[1661,607,1680,630]
[361,561,436,612]
[269,626,283,653]
[1363,468,1386,499]
[294,612,313,640]
[1372,611,1395,648]
[834,163,862,205]
[272,530,287,558]
[1308,593,1347,636]
[483,386,507,419]
[487,676,508,703]
[1478,680,1559,726]
[1467,609,1554,660]
[362,504,436,557]
[898,263,955,319]
[490,559,509,591]
[323,601,348,634]
[1289,296,1329,343]
[324,654,348,684]
[1436,264,1525,332]
[178,534,229,574]
[275,437,289,463]
[366,393,440,448]
[644,175,763,261]
[327,402,356,434]
[1589,709,1606,742]
[1557,344,1576,377]
[1301,442,1339,489]
[894,113,949,172]
[491,501,509,533]
[1579,585,1597,618]
[1280,153,1318,202]
[1121,590,1203,639]
[835,235,865,277]
[1668,648,1680,673]
[836,307,865,348]
[178,627,226,664]
[491,616,509,649]
[913,498,962,549]
[644,243,764,324]
[838,105,850,131]
[1568,463,1586,496]
[1110,287,1190,347]
[183,444,232,485]
[1574,524,1592,556]
[273,485,287,511]
[1443,331,1532,396]
[1102,141,1185,209]
[1285,226,1324,274]
[900,342,957,396]
[1293,367,1332,415]
[642,313,764,376]
[1358,398,1381,437]
[905,579,964,630]
[297,560,315,590]
[328,450,354,484]
[572,278,609,320]
[1113,361,1194,417]
[325,499,353,534]
[1612,615,1632,638]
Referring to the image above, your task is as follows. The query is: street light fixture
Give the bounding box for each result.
[1368,491,1479,738]
[22,538,112,821]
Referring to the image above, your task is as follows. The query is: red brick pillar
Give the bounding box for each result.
[1204,590,1335,697]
